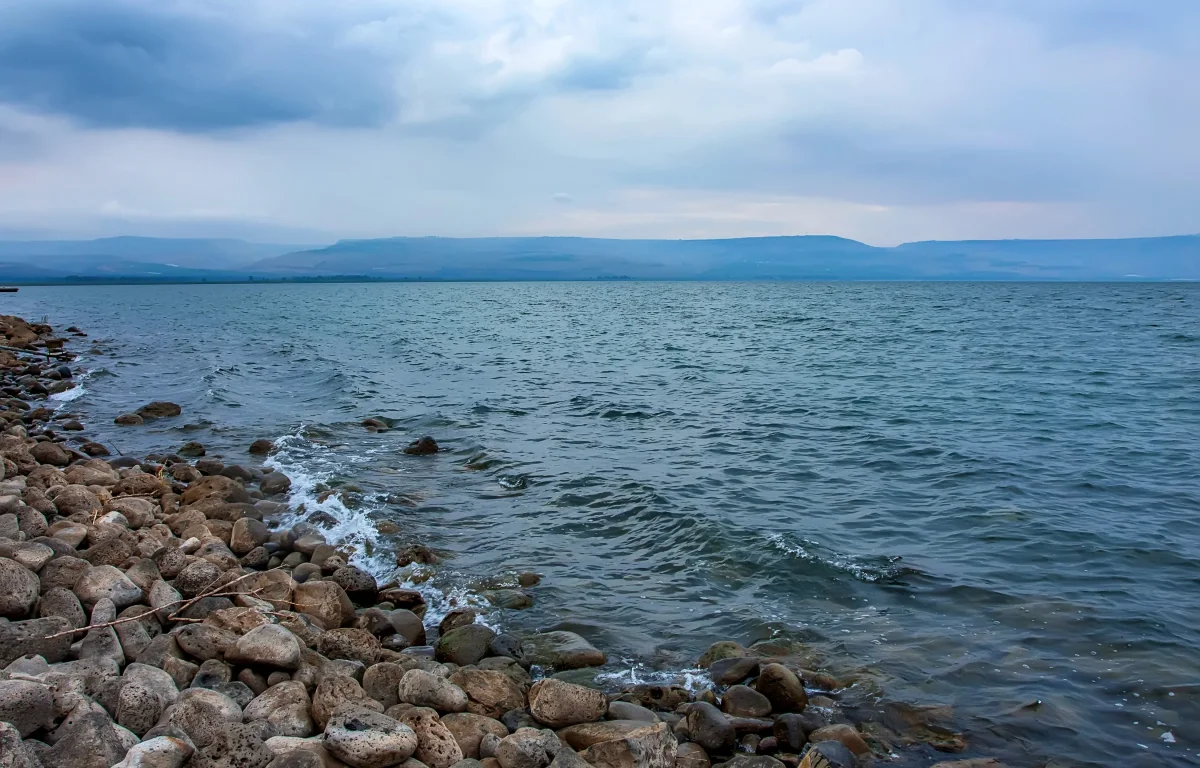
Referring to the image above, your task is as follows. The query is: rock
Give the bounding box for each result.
[493,727,560,768]
[753,665,807,714]
[230,518,269,556]
[50,485,102,516]
[44,710,129,768]
[804,726,868,757]
[447,669,525,720]
[676,742,710,768]
[226,624,303,670]
[796,741,856,768]
[399,707,464,768]
[64,461,120,488]
[361,662,406,709]
[714,757,783,768]
[403,438,439,456]
[439,611,478,637]
[698,642,746,669]
[435,625,496,667]
[16,508,48,538]
[244,681,314,738]
[116,414,145,426]
[36,586,87,630]
[721,686,771,718]
[771,714,808,753]
[0,721,42,768]
[389,610,427,646]
[0,679,55,737]
[0,616,72,665]
[440,713,508,760]
[929,761,1007,768]
[29,441,70,467]
[112,735,195,768]
[175,624,237,661]
[81,442,111,457]
[577,721,676,768]
[683,703,734,753]
[330,566,377,603]
[527,679,606,728]
[73,564,143,609]
[311,675,384,731]
[487,635,525,666]
[292,580,354,630]
[323,710,419,768]
[192,721,274,768]
[558,721,652,751]
[605,701,657,722]
[47,522,88,548]
[479,733,502,759]
[80,598,126,666]
[173,559,221,598]
[520,633,604,671]
[0,557,39,618]
[259,473,291,496]
[82,536,133,567]
[181,476,251,506]
[109,497,157,528]
[708,658,760,687]
[137,402,182,420]
[248,440,274,455]
[318,628,381,666]
[116,681,165,736]
[398,669,469,714]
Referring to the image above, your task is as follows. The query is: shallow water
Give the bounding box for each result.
[8,281,1200,766]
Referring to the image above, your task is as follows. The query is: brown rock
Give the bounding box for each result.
[448,669,526,720]
[293,580,355,630]
[754,665,807,714]
[806,725,869,756]
[399,707,464,768]
[527,679,607,728]
[441,712,509,759]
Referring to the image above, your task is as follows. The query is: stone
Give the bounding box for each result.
[483,590,532,611]
[389,610,427,646]
[330,566,377,603]
[527,679,606,729]
[362,662,407,709]
[137,402,182,419]
[479,733,502,759]
[0,679,55,737]
[51,485,102,516]
[0,557,39,618]
[708,658,760,688]
[605,702,657,722]
[714,757,783,768]
[47,522,88,548]
[260,473,291,496]
[83,536,134,567]
[753,665,807,714]
[487,635,525,666]
[112,735,195,768]
[440,713,508,760]
[73,564,143,609]
[181,476,251,506]
[435,625,496,667]
[0,721,42,768]
[116,681,165,735]
[438,611,478,637]
[244,681,314,738]
[772,714,808,753]
[192,722,274,768]
[30,441,70,467]
[558,721,652,751]
[16,508,47,538]
[403,437,439,456]
[493,727,560,768]
[698,642,746,669]
[577,721,676,768]
[116,414,145,426]
[175,624,237,662]
[399,707,464,768]
[676,742,711,768]
[230,518,269,556]
[0,617,72,665]
[447,669,525,720]
[928,761,1006,768]
[805,725,868,757]
[110,497,158,528]
[311,675,384,731]
[796,741,856,768]
[519,633,604,671]
[44,710,129,768]
[318,628,381,666]
[174,559,221,598]
[248,440,274,455]
[721,685,771,718]
[292,580,355,630]
[36,586,87,630]
[398,669,469,714]
[323,710,419,768]
[226,624,303,670]
[683,703,734,753]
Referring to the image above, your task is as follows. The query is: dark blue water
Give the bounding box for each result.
[7,281,1200,766]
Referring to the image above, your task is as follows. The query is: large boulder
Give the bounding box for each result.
[398,707,464,768]
[397,669,469,714]
[527,679,606,728]
[520,632,605,670]
[577,721,676,768]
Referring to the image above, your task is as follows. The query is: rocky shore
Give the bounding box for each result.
[0,314,1004,768]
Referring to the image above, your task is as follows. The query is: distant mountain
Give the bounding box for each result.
[1,234,1197,282]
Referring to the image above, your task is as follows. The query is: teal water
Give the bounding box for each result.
[8,281,1200,765]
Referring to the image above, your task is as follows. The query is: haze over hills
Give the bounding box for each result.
[1,234,1197,282]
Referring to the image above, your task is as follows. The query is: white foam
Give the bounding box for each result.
[49,367,94,404]
[594,661,713,692]
[767,533,905,583]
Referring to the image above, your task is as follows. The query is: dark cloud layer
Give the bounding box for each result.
[0,0,396,131]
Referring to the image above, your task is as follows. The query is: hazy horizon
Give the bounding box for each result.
[1,1,1197,245]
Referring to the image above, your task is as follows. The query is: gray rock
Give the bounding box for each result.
[519,633,605,671]
[73,565,143,609]
[493,727,560,768]
[577,721,677,768]
[116,682,164,736]
[43,710,129,768]
[527,679,606,728]
[37,556,89,592]
[362,661,406,709]
[35,587,87,631]
[243,681,314,738]
[0,721,44,768]
[79,598,126,667]
[0,679,55,737]
[173,560,220,598]
[123,663,180,707]
[434,625,495,667]
[111,735,195,768]
[398,669,469,714]
[606,701,658,722]
[683,702,735,753]
[0,557,39,618]
[713,757,784,768]
[114,606,156,661]
[175,624,238,662]
[721,685,771,718]
[168,688,243,749]
[772,714,807,752]
[311,675,383,731]
[225,623,303,669]
[191,722,273,768]
[8,542,52,573]
[676,742,710,768]
[323,710,419,768]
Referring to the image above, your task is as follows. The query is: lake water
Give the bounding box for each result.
[7,281,1199,766]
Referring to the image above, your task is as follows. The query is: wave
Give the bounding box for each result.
[767,533,914,584]
[49,366,98,404]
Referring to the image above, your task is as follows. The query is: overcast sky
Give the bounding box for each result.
[0,0,1196,245]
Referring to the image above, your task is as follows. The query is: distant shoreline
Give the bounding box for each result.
[4,276,1197,286]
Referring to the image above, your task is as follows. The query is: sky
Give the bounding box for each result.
[0,0,1196,246]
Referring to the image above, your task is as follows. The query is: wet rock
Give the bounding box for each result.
[520,632,604,671]
[0,557,39,618]
[178,442,206,458]
[403,437,439,456]
[447,669,525,720]
[577,721,676,768]
[292,580,355,630]
[244,681,314,738]
[0,679,55,737]
[605,701,657,722]
[226,624,303,670]
[116,414,145,426]
[796,741,856,768]
[753,665,807,714]
[928,761,1007,768]
[487,635,526,666]
[805,725,868,757]
[676,742,711,768]
[399,707,464,768]
[330,566,378,603]
[311,675,384,731]
[248,440,275,455]
[440,713,509,760]
[721,686,771,718]
[771,714,808,753]
[527,679,606,729]
[362,662,407,709]
[684,703,735,753]
[398,669,469,714]
[137,402,182,420]
[435,624,495,667]
[708,658,760,688]
[714,757,783,768]
[81,442,111,457]
[229,518,269,556]
[260,473,291,496]
[0,616,73,665]
[439,610,478,637]
[698,642,746,669]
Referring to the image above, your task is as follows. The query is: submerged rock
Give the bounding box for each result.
[403,437,439,456]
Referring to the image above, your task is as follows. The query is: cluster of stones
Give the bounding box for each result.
[0,315,1001,768]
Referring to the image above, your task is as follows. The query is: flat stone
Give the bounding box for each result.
[520,632,605,671]
[324,709,419,768]
[225,624,302,670]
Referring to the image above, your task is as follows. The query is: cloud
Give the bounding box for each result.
[0,0,1196,242]
[551,192,575,204]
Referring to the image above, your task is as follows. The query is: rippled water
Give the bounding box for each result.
[8,281,1200,766]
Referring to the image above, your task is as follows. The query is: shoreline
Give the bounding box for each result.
[1,313,1004,768]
